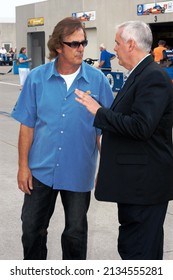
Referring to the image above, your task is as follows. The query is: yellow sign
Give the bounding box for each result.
[28,17,44,27]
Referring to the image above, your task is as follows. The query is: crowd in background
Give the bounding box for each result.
[0,46,16,66]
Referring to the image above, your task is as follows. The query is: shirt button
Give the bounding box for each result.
[56,164,59,167]
[62,114,65,117]
[58,147,62,150]
[60,131,64,134]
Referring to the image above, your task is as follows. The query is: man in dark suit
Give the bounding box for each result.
[75,21,173,260]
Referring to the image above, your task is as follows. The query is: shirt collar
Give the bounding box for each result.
[127,54,151,77]
[47,58,60,80]
[47,58,90,83]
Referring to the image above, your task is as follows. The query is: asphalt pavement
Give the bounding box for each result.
[0,65,173,260]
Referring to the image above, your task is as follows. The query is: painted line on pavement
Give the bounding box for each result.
[0,81,20,86]
[0,139,17,148]
[0,111,11,117]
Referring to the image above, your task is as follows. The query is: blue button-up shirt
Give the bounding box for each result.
[11,59,114,192]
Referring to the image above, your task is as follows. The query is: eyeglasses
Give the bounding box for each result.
[63,40,88,49]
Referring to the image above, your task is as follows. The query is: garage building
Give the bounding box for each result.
[15,0,173,71]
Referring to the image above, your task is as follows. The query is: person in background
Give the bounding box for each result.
[0,46,7,64]
[98,43,116,72]
[153,39,167,63]
[8,47,14,59]
[75,20,173,260]
[18,47,32,89]
[11,17,113,260]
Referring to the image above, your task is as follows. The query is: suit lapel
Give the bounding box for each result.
[111,55,153,110]
[111,76,134,109]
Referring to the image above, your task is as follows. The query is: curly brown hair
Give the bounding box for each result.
[47,17,87,60]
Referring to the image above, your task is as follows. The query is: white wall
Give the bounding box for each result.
[15,0,173,72]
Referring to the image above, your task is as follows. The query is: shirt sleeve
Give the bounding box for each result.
[95,73,114,135]
[110,53,115,58]
[11,74,37,128]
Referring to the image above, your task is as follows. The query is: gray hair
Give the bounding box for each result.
[100,43,106,49]
[116,21,153,52]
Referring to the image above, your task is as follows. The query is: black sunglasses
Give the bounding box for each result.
[63,40,88,48]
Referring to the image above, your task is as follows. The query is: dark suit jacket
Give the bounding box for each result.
[94,55,173,205]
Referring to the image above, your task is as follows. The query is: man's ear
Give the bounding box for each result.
[56,48,62,54]
[128,39,136,52]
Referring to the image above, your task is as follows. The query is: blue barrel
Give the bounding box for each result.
[13,60,19,74]
[104,71,124,92]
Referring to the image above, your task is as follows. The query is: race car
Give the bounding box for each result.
[78,13,91,21]
[148,4,165,14]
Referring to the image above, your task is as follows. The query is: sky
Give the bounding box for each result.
[0,0,47,23]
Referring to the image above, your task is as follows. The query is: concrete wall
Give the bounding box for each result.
[0,23,16,51]
[15,0,173,71]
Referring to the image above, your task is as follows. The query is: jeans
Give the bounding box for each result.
[21,177,91,260]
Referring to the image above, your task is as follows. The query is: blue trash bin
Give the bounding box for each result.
[104,71,124,92]
[13,60,19,74]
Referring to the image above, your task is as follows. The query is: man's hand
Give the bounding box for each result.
[17,167,33,195]
[75,89,101,115]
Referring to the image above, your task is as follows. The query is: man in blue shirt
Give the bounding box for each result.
[99,43,116,72]
[11,17,114,260]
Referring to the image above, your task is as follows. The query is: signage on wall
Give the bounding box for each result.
[28,17,44,27]
[72,11,96,21]
[137,1,173,15]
